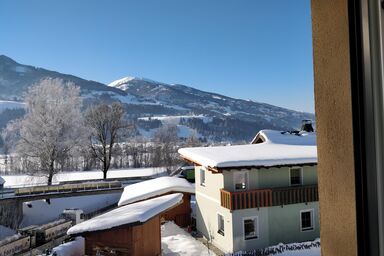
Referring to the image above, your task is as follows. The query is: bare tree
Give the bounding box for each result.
[154,123,179,144]
[6,79,85,185]
[85,102,127,179]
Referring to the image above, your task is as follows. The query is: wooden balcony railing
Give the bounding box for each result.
[220,185,318,210]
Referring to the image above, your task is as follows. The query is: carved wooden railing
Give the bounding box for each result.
[220,185,318,210]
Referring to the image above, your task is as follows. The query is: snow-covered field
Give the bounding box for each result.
[137,114,211,139]
[162,222,216,256]
[138,114,212,124]
[21,192,122,227]
[138,123,201,139]
[2,167,166,188]
[0,100,25,113]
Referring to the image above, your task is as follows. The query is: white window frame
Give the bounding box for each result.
[242,216,259,240]
[233,170,249,191]
[289,167,303,186]
[217,213,224,236]
[200,169,206,186]
[300,209,315,232]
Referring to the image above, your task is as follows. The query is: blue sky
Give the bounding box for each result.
[0,0,314,113]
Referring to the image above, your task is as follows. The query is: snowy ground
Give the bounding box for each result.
[138,114,212,124]
[137,114,209,139]
[161,222,216,256]
[21,192,121,227]
[38,221,319,256]
[50,237,84,256]
[2,167,166,188]
[231,239,321,256]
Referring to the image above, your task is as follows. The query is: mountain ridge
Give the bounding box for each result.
[0,55,314,142]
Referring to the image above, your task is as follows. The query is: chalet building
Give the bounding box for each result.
[118,176,195,227]
[251,122,316,145]
[67,193,183,256]
[178,130,319,253]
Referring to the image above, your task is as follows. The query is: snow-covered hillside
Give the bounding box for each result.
[106,76,314,141]
[0,55,315,142]
[0,100,24,113]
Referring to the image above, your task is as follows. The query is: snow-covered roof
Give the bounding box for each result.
[178,143,317,169]
[118,176,194,207]
[251,129,316,146]
[67,193,183,236]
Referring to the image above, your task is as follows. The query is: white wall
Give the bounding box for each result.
[195,166,234,253]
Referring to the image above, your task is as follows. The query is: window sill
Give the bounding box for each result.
[301,227,314,232]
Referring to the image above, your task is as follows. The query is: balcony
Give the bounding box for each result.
[220,185,318,210]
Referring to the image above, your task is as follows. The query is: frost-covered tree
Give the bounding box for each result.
[85,102,127,179]
[185,132,201,147]
[10,79,85,184]
[151,123,181,168]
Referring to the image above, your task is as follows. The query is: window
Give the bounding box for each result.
[300,209,314,231]
[243,217,258,240]
[234,171,248,191]
[217,213,224,235]
[200,169,205,186]
[290,167,302,186]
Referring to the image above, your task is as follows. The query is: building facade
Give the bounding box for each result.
[179,129,319,253]
[195,165,319,253]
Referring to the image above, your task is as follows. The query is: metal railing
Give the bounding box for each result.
[220,185,318,210]
[14,181,122,196]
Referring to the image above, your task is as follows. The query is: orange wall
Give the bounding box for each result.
[84,216,161,256]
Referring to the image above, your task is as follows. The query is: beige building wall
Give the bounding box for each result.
[267,202,319,246]
[311,0,358,255]
[231,207,270,251]
[195,166,234,253]
[230,202,319,251]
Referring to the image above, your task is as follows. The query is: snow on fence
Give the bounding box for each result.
[227,239,320,256]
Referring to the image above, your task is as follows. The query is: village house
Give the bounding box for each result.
[67,193,183,256]
[178,128,319,253]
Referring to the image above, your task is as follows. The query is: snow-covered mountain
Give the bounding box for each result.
[0,55,125,101]
[106,76,314,141]
[0,55,315,142]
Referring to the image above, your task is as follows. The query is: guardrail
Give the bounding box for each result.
[15,181,122,196]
